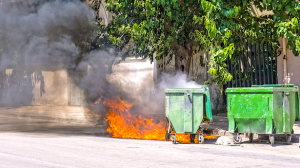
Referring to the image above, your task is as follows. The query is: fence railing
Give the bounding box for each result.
[226,32,278,88]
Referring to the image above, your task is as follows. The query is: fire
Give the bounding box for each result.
[171,133,218,143]
[173,134,191,143]
[104,97,166,140]
[204,133,218,140]
[98,96,217,142]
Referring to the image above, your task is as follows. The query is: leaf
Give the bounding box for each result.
[167,12,172,18]
[133,23,139,31]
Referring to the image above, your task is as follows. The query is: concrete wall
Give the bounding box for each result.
[1,63,85,107]
[98,1,112,26]
[31,70,68,106]
[277,38,300,88]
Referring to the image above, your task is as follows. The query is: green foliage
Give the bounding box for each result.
[105,0,206,63]
[105,0,300,90]
[198,0,300,89]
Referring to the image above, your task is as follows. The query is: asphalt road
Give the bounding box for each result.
[1,131,300,168]
[1,114,300,168]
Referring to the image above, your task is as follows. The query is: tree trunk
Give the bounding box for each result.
[174,47,193,77]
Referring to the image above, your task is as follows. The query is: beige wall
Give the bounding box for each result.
[98,2,112,25]
[4,69,69,106]
[277,38,300,88]
[31,70,68,106]
[3,66,88,107]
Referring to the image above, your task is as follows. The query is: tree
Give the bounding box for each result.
[104,0,300,90]
[105,0,207,75]
[196,0,300,89]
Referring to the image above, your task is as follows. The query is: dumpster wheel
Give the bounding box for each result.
[198,134,204,144]
[233,134,242,144]
[171,135,176,144]
[249,133,253,143]
[269,135,275,146]
[286,134,292,145]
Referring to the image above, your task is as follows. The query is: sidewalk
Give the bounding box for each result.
[0,106,99,125]
[0,106,109,136]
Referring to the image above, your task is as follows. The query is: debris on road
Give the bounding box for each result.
[216,136,232,145]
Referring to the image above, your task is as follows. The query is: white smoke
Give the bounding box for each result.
[158,72,201,89]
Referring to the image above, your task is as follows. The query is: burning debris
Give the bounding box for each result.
[95,96,217,143]
[99,96,166,140]
[215,136,232,145]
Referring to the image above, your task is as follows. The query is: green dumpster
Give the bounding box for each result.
[164,86,212,144]
[226,84,300,146]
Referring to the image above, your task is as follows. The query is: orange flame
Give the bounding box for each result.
[173,133,191,143]
[102,96,217,142]
[104,97,166,140]
[171,133,217,143]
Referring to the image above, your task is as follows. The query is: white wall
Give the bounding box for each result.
[277,38,300,88]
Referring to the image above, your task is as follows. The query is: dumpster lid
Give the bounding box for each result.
[226,84,298,93]
[252,84,294,87]
[164,86,213,121]
[165,87,206,93]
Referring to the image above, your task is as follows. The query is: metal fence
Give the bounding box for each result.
[226,32,278,88]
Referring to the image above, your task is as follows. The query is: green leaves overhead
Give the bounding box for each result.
[105,0,300,90]
[198,0,300,89]
[105,0,206,62]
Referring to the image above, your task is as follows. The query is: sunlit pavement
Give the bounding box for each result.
[1,132,300,168]
[1,115,300,168]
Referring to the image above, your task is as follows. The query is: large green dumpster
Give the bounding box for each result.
[226,84,300,146]
[164,86,212,144]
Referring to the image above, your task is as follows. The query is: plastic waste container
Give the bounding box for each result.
[226,84,300,146]
[164,86,212,144]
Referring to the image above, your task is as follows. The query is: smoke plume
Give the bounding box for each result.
[0,0,99,106]
[0,0,203,125]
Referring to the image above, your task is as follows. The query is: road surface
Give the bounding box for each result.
[1,132,300,168]
[0,112,300,168]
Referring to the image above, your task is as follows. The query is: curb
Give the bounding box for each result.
[0,113,97,125]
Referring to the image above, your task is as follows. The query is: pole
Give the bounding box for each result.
[283,38,288,84]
